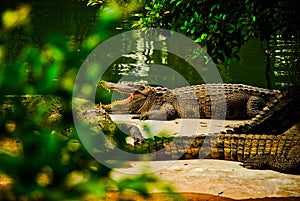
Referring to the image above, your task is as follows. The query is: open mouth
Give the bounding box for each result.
[110,92,134,107]
[125,93,134,103]
[113,94,133,105]
[101,81,148,114]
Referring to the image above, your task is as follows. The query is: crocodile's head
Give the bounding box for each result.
[101,81,157,114]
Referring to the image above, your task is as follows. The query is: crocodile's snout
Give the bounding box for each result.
[100,80,145,94]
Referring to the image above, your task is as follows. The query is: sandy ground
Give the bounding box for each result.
[111,159,300,200]
[110,114,246,137]
[104,192,300,201]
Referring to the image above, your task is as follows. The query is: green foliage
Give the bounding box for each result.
[87,0,144,17]
[0,2,182,200]
[116,174,158,197]
[116,173,180,199]
[0,101,111,200]
[138,0,299,64]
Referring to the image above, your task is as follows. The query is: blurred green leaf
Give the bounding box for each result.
[116,174,158,197]
[1,5,31,30]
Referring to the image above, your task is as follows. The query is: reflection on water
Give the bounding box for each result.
[2,1,298,89]
[101,29,208,86]
[268,34,300,87]
[112,31,169,79]
[103,30,275,88]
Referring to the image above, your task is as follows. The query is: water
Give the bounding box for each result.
[1,1,98,61]
[103,37,269,88]
[1,1,283,90]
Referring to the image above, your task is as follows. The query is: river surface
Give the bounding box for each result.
[2,1,278,89]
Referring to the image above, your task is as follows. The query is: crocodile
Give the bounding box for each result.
[72,83,300,174]
[98,118,300,174]
[100,81,281,121]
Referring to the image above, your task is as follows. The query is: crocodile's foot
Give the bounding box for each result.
[240,156,272,170]
[117,123,145,144]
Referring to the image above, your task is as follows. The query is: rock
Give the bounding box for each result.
[111,159,300,200]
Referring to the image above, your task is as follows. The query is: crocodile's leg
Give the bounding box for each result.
[231,86,300,134]
[246,96,266,118]
[138,103,177,120]
[241,145,300,174]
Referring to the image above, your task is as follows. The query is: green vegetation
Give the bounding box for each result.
[0,2,173,200]
[138,0,299,64]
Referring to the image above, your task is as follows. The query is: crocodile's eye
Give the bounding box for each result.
[138,86,145,90]
[132,90,146,96]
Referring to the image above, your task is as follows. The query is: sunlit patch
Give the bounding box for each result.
[99,2,122,21]
[36,166,53,187]
[0,45,5,64]
[67,139,81,152]
[41,44,65,64]
[65,171,90,188]
[0,174,13,189]
[0,138,22,156]
[2,4,31,29]
[61,152,71,165]
[83,34,101,50]
[125,136,135,146]
[5,120,16,133]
